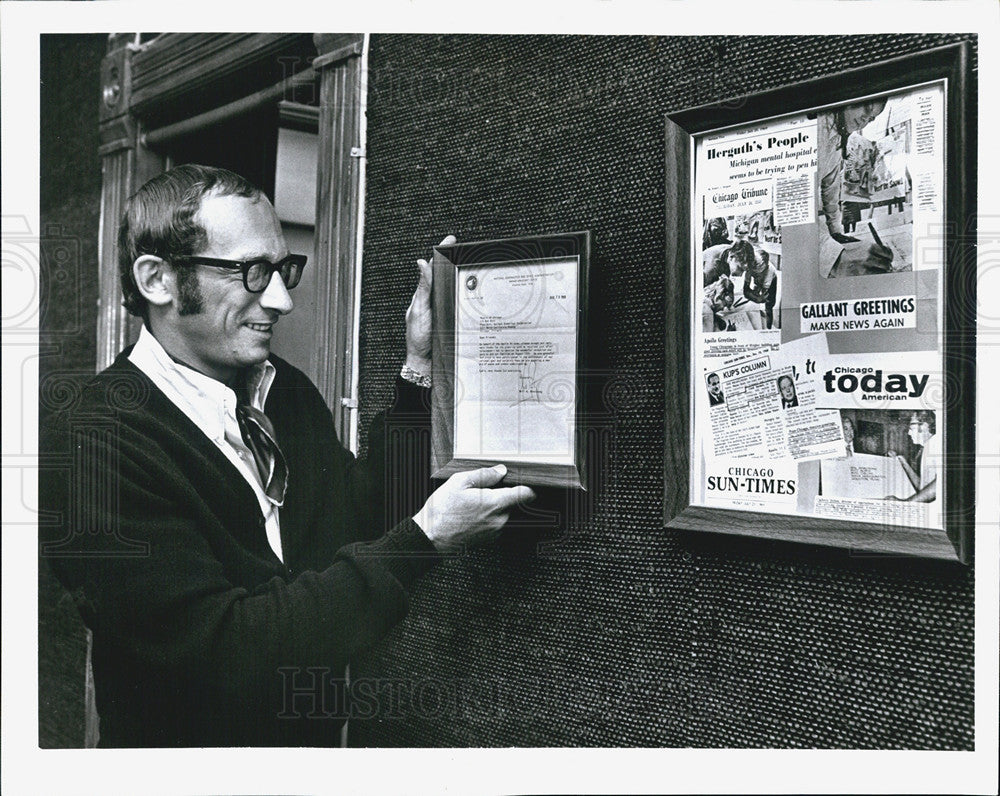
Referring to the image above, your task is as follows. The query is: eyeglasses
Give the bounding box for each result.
[172,254,307,293]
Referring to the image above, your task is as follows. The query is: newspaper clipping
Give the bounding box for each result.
[691,82,945,532]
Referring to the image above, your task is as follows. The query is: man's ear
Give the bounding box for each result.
[133,255,174,308]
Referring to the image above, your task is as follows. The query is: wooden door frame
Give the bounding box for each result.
[97,32,365,443]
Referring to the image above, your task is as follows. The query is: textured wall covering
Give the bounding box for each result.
[35,32,978,751]
[351,34,977,748]
[37,34,107,748]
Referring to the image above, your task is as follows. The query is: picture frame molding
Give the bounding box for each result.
[431,231,591,490]
[663,42,975,564]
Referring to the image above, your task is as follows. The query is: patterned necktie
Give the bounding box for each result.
[234,382,288,506]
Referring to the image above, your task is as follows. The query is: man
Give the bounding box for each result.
[40,165,533,747]
[841,415,856,457]
[702,274,735,332]
[818,98,887,244]
[886,410,939,502]
[706,373,725,406]
[703,239,754,287]
[817,98,895,277]
[724,240,755,279]
[743,248,778,330]
[702,217,734,286]
[701,216,731,251]
[777,375,798,409]
[702,242,732,286]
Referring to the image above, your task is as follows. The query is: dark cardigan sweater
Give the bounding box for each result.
[40,349,440,747]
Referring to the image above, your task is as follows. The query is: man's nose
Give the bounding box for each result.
[259,270,294,315]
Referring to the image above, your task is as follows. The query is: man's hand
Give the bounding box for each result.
[414,464,535,552]
[405,234,456,374]
[831,239,895,277]
[831,232,860,244]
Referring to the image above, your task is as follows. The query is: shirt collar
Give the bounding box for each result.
[129,325,276,438]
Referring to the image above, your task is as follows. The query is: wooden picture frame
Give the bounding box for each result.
[663,43,974,563]
[431,232,590,489]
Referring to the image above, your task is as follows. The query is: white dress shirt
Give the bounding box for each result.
[129,325,284,562]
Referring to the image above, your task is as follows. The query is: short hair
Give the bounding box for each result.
[911,410,936,434]
[778,375,794,389]
[703,217,730,248]
[118,164,263,319]
[706,274,734,308]
[707,373,719,383]
[726,240,755,268]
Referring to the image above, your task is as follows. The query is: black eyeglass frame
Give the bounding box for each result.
[171,254,308,292]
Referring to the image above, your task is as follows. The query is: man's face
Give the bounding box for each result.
[707,375,721,397]
[709,220,729,244]
[908,416,929,445]
[842,100,885,134]
[728,255,747,273]
[707,278,734,312]
[166,192,293,383]
[779,378,795,402]
[842,419,854,444]
[713,291,733,312]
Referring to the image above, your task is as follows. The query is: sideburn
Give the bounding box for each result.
[175,267,204,316]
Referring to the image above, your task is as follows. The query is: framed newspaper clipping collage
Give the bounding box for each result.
[663,44,974,563]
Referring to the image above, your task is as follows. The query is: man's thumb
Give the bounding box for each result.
[458,464,506,489]
[415,258,433,292]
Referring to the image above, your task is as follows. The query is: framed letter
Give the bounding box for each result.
[431,232,589,489]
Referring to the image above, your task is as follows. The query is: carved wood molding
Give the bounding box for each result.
[278,100,321,132]
[100,35,139,154]
[95,30,368,418]
[313,34,364,69]
[98,115,136,157]
[99,36,134,126]
[96,148,134,370]
[129,33,313,117]
[96,35,165,370]
[310,34,366,443]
